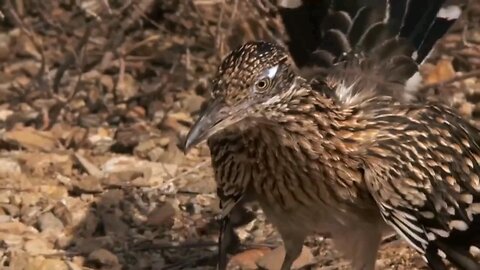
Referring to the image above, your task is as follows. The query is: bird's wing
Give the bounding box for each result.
[363,104,480,270]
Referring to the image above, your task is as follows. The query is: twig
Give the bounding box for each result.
[317,262,350,270]
[132,2,162,29]
[52,22,93,94]
[6,0,51,110]
[419,69,480,92]
[133,240,278,251]
[143,160,210,191]
[215,0,226,52]
[133,240,217,251]
[225,0,239,36]
[124,34,161,56]
[100,0,112,14]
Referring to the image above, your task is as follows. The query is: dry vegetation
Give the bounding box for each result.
[0,0,480,269]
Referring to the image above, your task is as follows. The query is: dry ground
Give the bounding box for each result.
[0,0,480,269]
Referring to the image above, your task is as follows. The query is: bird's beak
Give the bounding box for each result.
[183,99,230,153]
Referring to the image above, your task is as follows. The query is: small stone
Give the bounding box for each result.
[0,33,11,60]
[181,94,205,113]
[3,127,57,152]
[229,248,271,270]
[0,157,21,176]
[38,212,64,233]
[146,202,176,227]
[116,73,139,101]
[256,245,315,270]
[0,190,11,203]
[147,147,165,162]
[24,238,54,255]
[104,170,143,187]
[38,258,69,270]
[0,215,12,222]
[0,203,19,216]
[88,248,119,266]
[21,193,42,206]
[101,213,129,235]
[73,176,103,193]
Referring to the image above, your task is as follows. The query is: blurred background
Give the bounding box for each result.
[0,0,479,269]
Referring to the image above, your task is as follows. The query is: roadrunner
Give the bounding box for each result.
[183,0,478,269]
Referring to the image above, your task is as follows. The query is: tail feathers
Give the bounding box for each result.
[424,215,480,270]
[322,10,352,34]
[414,4,463,63]
[399,0,443,48]
[428,241,480,270]
[277,0,332,68]
[348,6,382,49]
[321,29,351,57]
[277,0,465,74]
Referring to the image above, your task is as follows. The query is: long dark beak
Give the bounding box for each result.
[183,99,229,153]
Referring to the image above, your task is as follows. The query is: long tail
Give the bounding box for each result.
[277,0,465,89]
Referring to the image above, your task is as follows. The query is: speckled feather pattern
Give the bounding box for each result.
[205,40,480,269]
[199,0,474,269]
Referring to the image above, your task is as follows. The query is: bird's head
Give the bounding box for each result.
[183,41,297,152]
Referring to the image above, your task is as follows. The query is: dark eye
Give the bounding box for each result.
[255,78,270,91]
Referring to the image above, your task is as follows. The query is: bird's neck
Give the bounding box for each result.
[260,86,377,155]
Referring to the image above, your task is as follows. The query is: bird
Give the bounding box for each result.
[182,0,476,269]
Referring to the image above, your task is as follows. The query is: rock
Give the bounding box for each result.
[0,203,19,216]
[0,215,12,223]
[181,94,205,113]
[52,202,73,227]
[229,248,271,270]
[0,190,11,203]
[72,237,113,254]
[16,152,73,177]
[38,258,69,270]
[146,147,166,162]
[8,250,30,269]
[0,33,11,61]
[24,238,54,255]
[113,124,150,150]
[20,193,42,206]
[116,73,139,101]
[103,170,143,187]
[126,106,146,120]
[38,212,64,233]
[256,245,315,270]
[162,112,191,134]
[3,127,58,152]
[88,248,119,266]
[146,202,176,227]
[0,109,14,121]
[73,175,103,193]
[100,212,129,235]
[38,185,68,201]
[74,153,104,178]
[102,156,177,187]
[0,157,21,176]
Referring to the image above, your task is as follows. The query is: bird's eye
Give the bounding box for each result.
[255,78,270,91]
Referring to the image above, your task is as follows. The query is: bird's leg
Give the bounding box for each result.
[331,222,382,270]
[229,201,256,228]
[279,231,307,270]
[217,215,237,270]
[217,197,255,269]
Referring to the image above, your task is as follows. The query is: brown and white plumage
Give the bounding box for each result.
[183,0,473,269]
